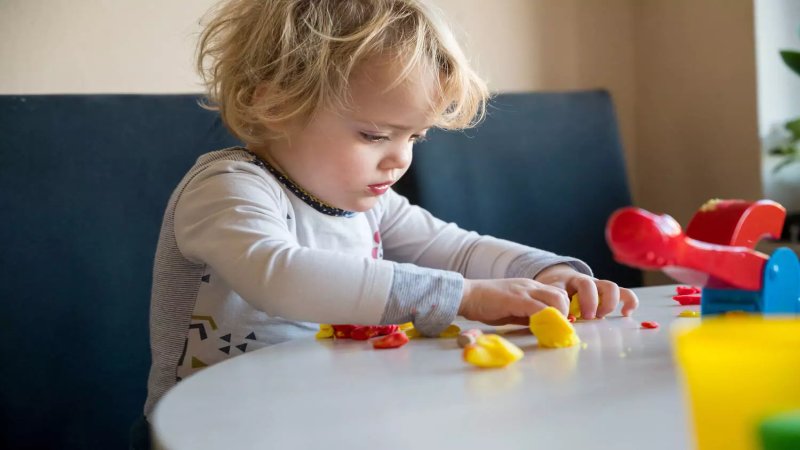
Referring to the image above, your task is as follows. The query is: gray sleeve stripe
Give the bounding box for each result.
[506,254,593,280]
[145,148,253,417]
[381,263,463,337]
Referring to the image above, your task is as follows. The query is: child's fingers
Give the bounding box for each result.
[484,297,549,326]
[527,286,569,316]
[569,276,600,319]
[594,280,620,318]
[483,315,534,326]
[619,288,639,316]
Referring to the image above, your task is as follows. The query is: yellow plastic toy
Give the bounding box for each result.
[463,334,523,368]
[529,306,580,348]
[674,316,800,450]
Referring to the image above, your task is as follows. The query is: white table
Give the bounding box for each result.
[152,285,697,450]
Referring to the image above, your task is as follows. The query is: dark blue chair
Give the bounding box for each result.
[0,95,240,450]
[395,90,641,287]
[0,90,638,450]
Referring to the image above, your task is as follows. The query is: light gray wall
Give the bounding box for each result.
[0,0,212,93]
[2,0,774,285]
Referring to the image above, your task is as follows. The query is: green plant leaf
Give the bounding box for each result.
[786,118,800,140]
[780,50,800,77]
[770,143,794,156]
[772,155,799,174]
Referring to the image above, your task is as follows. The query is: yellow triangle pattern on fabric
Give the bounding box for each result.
[190,315,218,330]
[191,357,208,369]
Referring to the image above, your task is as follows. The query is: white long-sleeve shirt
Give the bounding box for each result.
[144,147,591,415]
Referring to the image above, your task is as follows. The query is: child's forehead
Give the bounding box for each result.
[346,59,442,126]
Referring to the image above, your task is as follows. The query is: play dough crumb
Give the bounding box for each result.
[676,285,701,295]
[678,310,700,318]
[673,294,701,305]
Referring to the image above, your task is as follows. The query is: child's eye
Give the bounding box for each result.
[360,132,389,143]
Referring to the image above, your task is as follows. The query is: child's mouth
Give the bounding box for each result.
[367,182,392,195]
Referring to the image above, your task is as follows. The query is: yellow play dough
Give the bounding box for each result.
[316,324,334,339]
[404,327,421,339]
[678,310,700,318]
[570,293,605,320]
[569,294,582,319]
[463,334,523,368]
[439,324,461,338]
[529,306,581,348]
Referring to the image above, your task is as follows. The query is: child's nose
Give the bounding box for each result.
[381,143,412,170]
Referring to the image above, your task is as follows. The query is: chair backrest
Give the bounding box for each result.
[395,90,641,287]
[0,90,639,449]
[0,95,241,449]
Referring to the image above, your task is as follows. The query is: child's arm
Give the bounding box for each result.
[380,189,589,280]
[172,160,461,335]
[380,190,638,321]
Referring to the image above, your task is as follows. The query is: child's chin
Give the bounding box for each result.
[348,198,379,212]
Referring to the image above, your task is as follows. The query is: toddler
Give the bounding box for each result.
[144,0,639,420]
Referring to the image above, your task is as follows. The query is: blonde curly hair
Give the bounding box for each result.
[196,0,489,144]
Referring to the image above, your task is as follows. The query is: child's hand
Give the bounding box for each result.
[458,278,571,326]
[533,264,639,319]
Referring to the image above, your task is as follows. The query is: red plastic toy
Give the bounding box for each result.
[606,199,800,317]
[605,200,784,291]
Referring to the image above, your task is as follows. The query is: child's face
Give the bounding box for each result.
[263,59,440,212]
